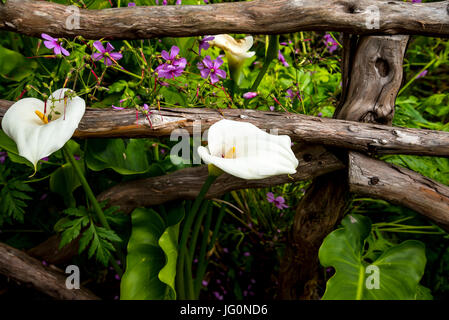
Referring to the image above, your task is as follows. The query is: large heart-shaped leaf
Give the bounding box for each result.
[319,214,429,300]
[120,204,184,300]
[86,139,150,175]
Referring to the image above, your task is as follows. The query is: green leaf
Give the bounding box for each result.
[319,214,429,300]
[0,44,37,81]
[86,139,150,175]
[0,130,33,168]
[121,205,184,300]
[50,163,82,207]
[0,167,33,225]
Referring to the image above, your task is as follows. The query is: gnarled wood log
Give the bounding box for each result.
[1,0,449,39]
[1,100,449,157]
[0,242,99,300]
[278,34,410,300]
[349,152,449,232]
[97,144,344,213]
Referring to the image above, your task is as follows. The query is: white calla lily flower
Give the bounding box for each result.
[198,119,299,180]
[208,34,255,84]
[1,88,85,170]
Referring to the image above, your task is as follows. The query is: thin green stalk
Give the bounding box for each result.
[176,174,218,300]
[63,145,110,230]
[249,35,279,93]
[62,145,123,276]
[188,201,210,262]
[207,196,228,252]
[398,58,436,96]
[195,204,214,297]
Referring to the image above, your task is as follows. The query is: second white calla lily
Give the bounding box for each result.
[198,119,299,180]
[208,34,255,85]
[1,88,86,170]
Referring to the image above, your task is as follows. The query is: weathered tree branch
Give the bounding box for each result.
[1,0,449,39]
[2,100,449,157]
[349,152,449,232]
[0,242,99,300]
[97,144,344,213]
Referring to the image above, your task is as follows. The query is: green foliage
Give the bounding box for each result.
[0,45,37,82]
[0,166,33,226]
[0,130,33,168]
[319,214,430,300]
[55,205,122,266]
[86,138,152,175]
[120,205,184,300]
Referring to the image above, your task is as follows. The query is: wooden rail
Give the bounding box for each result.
[1,0,449,39]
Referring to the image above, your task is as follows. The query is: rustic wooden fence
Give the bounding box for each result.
[0,0,449,300]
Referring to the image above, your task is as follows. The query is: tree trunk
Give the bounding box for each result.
[278,34,409,300]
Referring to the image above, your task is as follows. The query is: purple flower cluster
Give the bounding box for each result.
[323,33,338,53]
[155,46,187,79]
[266,192,288,210]
[197,55,226,84]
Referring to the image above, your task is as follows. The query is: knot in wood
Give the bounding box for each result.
[303,154,313,162]
[369,176,380,185]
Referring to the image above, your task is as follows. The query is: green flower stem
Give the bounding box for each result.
[188,201,210,260]
[194,203,214,297]
[63,145,110,230]
[249,35,279,93]
[62,144,123,276]
[184,201,210,300]
[398,58,436,96]
[176,174,218,300]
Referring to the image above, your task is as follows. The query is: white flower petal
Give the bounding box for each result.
[1,89,86,169]
[209,34,255,61]
[199,119,298,180]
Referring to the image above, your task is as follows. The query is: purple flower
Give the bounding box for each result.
[128,2,136,6]
[156,46,187,79]
[317,112,323,117]
[323,33,338,53]
[0,151,7,164]
[267,192,289,210]
[197,55,226,84]
[243,92,258,99]
[199,36,214,55]
[41,34,70,56]
[243,252,251,257]
[286,88,301,101]
[202,280,208,287]
[41,157,49,162]
[176,0,182,4]
[269,106,275,111]
[417,70,428,79]
[92,41,123,66]
[213,291,224,300]
[112,105,125,110]
[412,0,422,3]
[278,50,289,67]
[42,260,48,266]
